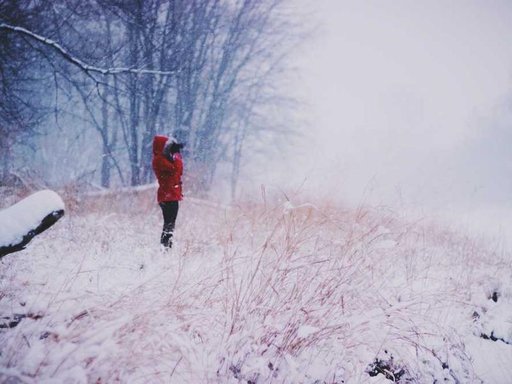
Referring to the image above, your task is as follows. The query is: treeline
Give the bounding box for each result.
[0,0,299,196]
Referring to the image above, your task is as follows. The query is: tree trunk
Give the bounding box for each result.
[101,88,111,187]
[0,137,9,185]
[128,25,140,186]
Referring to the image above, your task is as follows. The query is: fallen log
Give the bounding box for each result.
[0,190,65,259]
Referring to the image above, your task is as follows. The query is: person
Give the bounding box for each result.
[152,135,184,249]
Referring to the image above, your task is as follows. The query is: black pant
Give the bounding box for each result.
[159,201,179,248]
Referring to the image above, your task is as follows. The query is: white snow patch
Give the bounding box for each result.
[297,324,319,338]
[0,190,65,247]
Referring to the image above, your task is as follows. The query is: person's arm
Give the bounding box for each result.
[154,156,177,175]
[173,153,183,174]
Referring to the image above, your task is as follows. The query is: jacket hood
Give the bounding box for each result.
[153,135,168,155]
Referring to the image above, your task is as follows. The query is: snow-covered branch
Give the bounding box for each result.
[0,190,65,259]
[0,23,175,76]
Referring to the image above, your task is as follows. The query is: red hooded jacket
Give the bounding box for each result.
[152,135,183,202]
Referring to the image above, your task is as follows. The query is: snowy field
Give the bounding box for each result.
[1,189,511,383]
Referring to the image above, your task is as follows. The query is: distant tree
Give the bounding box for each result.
[170,0,300,195]
[1,0,300,196]
[158,0,298,195]
[0,0,52,185]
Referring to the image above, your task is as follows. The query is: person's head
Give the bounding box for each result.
[163,136,184,158]
[170,141,184,154]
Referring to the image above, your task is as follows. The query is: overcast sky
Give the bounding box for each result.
[282,0,512,215]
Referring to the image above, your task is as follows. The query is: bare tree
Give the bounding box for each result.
[185,0,300,194]
[0,0,53,185]
[1,0,301,195]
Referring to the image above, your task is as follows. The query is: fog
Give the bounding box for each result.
[3,1,511,244]
[256,1,511,244]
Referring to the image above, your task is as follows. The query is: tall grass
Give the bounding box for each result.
[0,189,508,383]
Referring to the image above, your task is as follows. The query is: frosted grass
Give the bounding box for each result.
[1,191,510,383]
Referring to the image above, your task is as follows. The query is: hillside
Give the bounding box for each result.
[1,188,511,383]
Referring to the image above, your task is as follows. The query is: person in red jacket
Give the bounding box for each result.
[152,135,184,249]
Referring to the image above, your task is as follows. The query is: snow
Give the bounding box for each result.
[0,191,511,383]
[297,325,319,338]
[0,190,65,248]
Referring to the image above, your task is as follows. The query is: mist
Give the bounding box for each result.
[2,3,512,381]
[263,0,512,243]
[2,0,512,239]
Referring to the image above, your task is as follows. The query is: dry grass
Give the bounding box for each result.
[0,189,509,383]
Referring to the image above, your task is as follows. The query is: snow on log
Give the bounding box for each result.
[0,190,65,258]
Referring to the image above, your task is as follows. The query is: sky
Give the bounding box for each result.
[248,0,512,244]
[268,0,512,242]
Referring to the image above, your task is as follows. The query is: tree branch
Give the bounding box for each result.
[0,23,176,76]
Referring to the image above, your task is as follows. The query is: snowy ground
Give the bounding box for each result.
[1,189,511,383]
